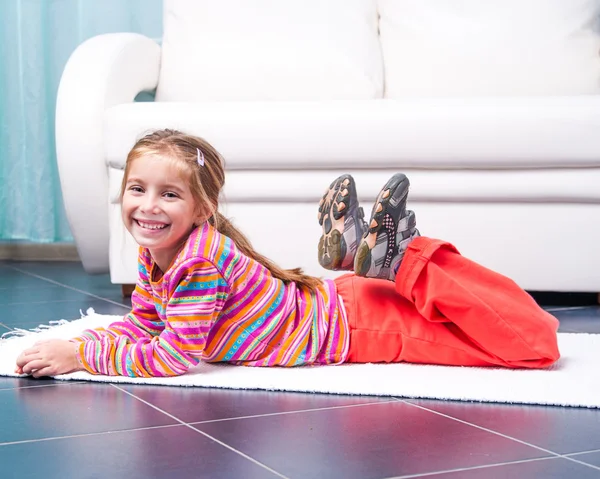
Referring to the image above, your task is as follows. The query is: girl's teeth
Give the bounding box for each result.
[139,221,166,230]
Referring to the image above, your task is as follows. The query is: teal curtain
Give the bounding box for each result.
[0,0,162,243]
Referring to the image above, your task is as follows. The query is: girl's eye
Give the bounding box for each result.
[164,192,179,199]
[129,186,144,193]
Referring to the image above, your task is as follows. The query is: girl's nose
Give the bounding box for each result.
[141,195,160,214]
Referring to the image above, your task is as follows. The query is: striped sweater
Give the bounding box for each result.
[72,223,349,377]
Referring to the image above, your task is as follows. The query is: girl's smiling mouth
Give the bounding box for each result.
[135,220,169,230]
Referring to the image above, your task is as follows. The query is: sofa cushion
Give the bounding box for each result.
[379,0,600,97]
[156,0,383,101]
[108,166,600,290]
[104,96,600,170]
[220,169,600,203]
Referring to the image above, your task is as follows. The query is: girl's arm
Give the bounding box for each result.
[76,259,229,377]
[73,250,164,344]
[15,252,163,378]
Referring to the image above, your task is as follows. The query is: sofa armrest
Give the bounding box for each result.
[56,33,160,273]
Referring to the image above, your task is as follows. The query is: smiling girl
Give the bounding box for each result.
[16,129,560,378]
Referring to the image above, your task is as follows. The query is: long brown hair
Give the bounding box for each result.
[121,129,323,291]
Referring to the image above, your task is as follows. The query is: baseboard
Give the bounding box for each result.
[0,243,80,261]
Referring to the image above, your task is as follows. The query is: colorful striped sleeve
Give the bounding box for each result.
[75,258,229,378]
[71,250,163,345]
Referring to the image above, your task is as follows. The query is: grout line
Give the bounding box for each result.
[7,266,131,309]
[111,384,290,479]
[545,306,596,312]
[396,399,600,473]
[0,423,182,447]
[0,285,61,291]
[566,448,600,457]
[383,455,559,479]
[396,398,558,455]
[188,399,399,426]
[0,323,11,331]
[0,381,88,391]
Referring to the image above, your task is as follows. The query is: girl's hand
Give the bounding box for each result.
[15,339,83,378]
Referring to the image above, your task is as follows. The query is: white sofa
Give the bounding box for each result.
[56,0,600,292]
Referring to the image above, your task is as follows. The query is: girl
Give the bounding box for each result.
[16,130,560,378]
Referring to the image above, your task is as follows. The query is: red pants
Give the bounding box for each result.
[335,237,560,369]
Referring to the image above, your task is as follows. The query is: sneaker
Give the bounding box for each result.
[354,173,420,281]
[318,174,367,271]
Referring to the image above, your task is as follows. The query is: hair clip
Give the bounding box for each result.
[197,148,205,167]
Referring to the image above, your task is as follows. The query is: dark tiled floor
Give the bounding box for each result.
[0,260,599,479]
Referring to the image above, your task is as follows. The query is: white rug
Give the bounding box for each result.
[1,310,598,408]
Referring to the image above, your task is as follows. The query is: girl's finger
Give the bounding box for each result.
[19,347,40,357]
[32,367,54,378]
[16,351,40,367]
[22,359,48,375]
[16,355,29,368]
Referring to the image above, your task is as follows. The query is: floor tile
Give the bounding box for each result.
[545,306,598,313]
[2,260,600,479]
[557,327,584,333]
[532,291,599,308]
[0,283,59,292]
[0,376,63,390]
[0,269,55,290]
[1,298,129,328]
[2,263,131,305]
[0,382,177,443]
[195,400,550,479]
[120,384,392,423]
[6,260,94,277]
[570,451,600,468]
[8,262,114,288]
[0,425,282,479]
[405,399,600,455]
[551,307,600,333]
[422,457,600,478]
[0,286,98,305]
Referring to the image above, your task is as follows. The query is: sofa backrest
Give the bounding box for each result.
[156,0,383,101]
[378,0,600,97]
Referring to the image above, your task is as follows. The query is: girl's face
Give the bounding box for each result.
[122,155,200,272]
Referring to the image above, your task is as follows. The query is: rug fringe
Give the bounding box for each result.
[0,307,96,343]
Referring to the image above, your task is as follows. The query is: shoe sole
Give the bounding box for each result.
[354,173,409,277]
[317,174,363,270]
